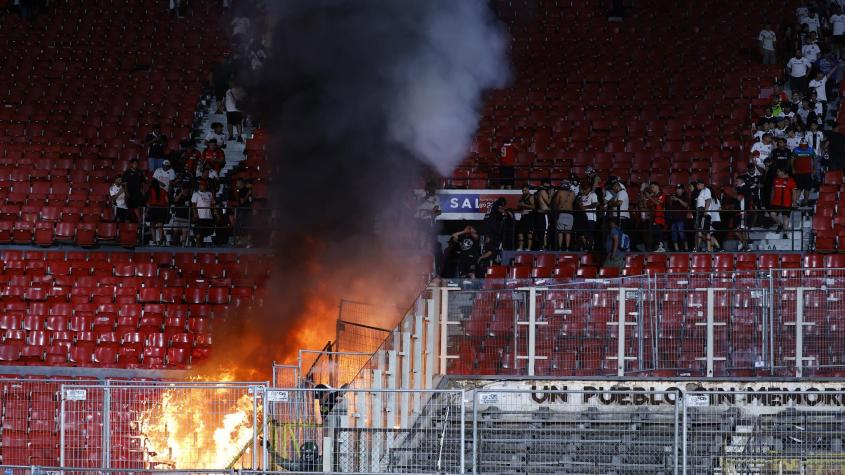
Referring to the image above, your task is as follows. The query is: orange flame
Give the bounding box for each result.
[140,374,257,469]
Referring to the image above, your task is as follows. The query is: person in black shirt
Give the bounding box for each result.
[230,178,254,247]
[449,226,481,278]
[763,138,792,208]
[170,174,193,246]
[145,125,168,172]
[666,185,689,251]
[122,159,147,211]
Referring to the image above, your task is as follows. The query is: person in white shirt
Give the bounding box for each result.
[802,33,821,63]
[759,26,777,64]
[109,176,130,223]
[751,133,774,171]
[805,121,825,151]
[706,195,722,252]
[152,160,176,193]
[576,182,598,250]
[832,7,845,55]
[787,50,813,96]
[809,66,837,119]
[694,180,713,252]
[204,122,227,148]
[786,127,803,150]
[801,8,820,33]
[607,180,631,243]
[224,85,245,143]
[191,180,216,247]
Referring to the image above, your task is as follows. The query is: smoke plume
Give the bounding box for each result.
[206,0,509,380]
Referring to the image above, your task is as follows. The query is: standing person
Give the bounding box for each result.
[146,179,170,246]
[122,158,147,217]
[191,180,216,247]
[224,83,245,143]
[645,183,667,252]
[576,181,598,251]
[498,142,517,189]
[694,180,713,252]
[606,180,631,238]
[787,49,813,96]
[603,218,627,269]
[109,176,130,223]
[515,185,534,251]
[231,179,254,248]
[801,32,821,64]
[759,24,777,64]
[152,160,176,194]
[144,125,167,172]
[770,168,798,236]
[552,181,575,251]
[791,138,816,205]
[831,6,845,56]
[734,176,752,251]
[201,139,226,175]
[666,184,689,251]
[706,191,723,252]
[534,180,552,250]
[205,122,227,149]
[170,175,193,246]
[808,67,836,120]
[211,59,233,114]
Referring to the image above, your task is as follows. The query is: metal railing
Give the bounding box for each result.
[124,206,278,247]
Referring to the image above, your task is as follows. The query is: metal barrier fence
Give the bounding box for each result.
[682,390,845,474]
[272,363,301,388]
[262,388,466,474]
[473,389,680,474]
[435,270,845,379]
[59,381,266,471]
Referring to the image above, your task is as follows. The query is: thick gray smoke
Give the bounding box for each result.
[214,0,509,375]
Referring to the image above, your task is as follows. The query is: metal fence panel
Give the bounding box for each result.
[272,363,301,388]
[683,390,845,474]
[60,383,264,471]
[474,389,680,474]
[263,388,465,474]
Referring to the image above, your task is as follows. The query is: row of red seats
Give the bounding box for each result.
[489,253,845,280]
[815,170,845,252]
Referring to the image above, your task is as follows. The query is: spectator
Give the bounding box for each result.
[751,133,774,168]
[786,125,803,150]
[447,226,481,278]
[515,185,534,251]
[534,180,553,250]
[170,175,193,246]
[191,180,216,247]
[809,68,836,119]
[231,178,254,247]
[666,184,689,251]
[791,138,816,205]
[145,125,168,171]
[805,120,825,151]
[498,142,517,189]
[109,176,130,223]
[552,180,575,251]
[576,181,598,251]
[225,84,245,142]
[759,24,777,64]
[706,191,723,252]
[803,7,821,34]
[414,186,441,250]
[205,122,227,148]
[770,168,798,236]
[200,139,226,175]
[607,180,631,237]
[152,160,176,194]
[603,218,627,269]
[211,59,233,114]
[199,168,220,194]
[787,49,812,96]
[694,179,713,252]
[801,32,821,64]
[831,6,845,56]
[734,176,751,251]
[178,140,202,176]
[646,183,667,252]
[122,158,147,212]
[146,179,170,246]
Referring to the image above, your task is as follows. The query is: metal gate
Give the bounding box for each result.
[60,382,266,470]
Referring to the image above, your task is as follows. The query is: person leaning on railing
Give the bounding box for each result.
[191,179,216,247]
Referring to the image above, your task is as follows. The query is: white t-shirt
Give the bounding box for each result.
[196,169,219,180]
[696,187,712,209]
[804,14,820,33]
[191,191,214,220]
[758,30,776,50]
[109,184,127,209]
[205,130,226,144]
[579,192,598,221]
[614,189,630,219]
[152,167,176,193]
[809,76,828,102]
[751,141,772,163]
[802,43,821,62]
[805,130,825,150]
[787,57,812,77]
[832,14,845,35]
[709,198,721,222]
[224,88,240,113]
[787,135,802,150]
[796,6,809,19]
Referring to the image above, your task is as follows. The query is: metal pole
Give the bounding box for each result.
[460,389,466,474]
[796,288,804,378]
[102,381,111,469]
[769,271,775,375]
[673,391,679,475]
[262,388,269,470]
[59,387,65,467]
[681,391,687,475]
[252,386,259,469]
[617,288,626,377]
[472,391,479,475]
